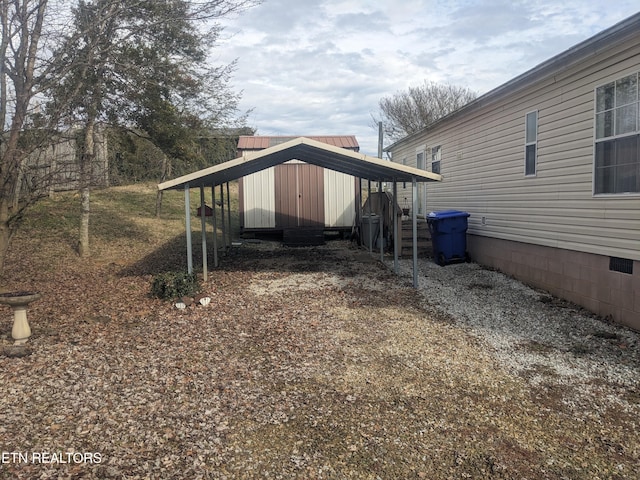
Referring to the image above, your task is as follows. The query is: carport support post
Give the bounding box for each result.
[226,182,232,246]
[412,177,419,288]
[200,186,208,282]
[220,184,227,251]
[379,180,384,262]
[367,179,372,253]
[355,177,362,239]
[185,184,193,274]
[393,180,398,273]
[211,185,219,268]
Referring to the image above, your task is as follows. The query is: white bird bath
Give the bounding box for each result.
[0,292,41,345]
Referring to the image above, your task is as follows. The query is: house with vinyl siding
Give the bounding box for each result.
[386,13,640,330]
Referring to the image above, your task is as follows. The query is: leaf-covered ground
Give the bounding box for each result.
[0,184,638,479]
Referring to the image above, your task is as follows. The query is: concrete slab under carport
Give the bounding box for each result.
[158,136,442,288]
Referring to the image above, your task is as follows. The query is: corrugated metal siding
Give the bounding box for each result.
[297,164,324,227]
[274,164,324,228]
[238,135,359,151]
[324,170,356,227]
[237,136,270,150]
[390,36,640,261]
[242,168,276,229]
[274,164,298,228]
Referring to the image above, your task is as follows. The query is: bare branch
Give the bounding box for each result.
[373,81,477,143]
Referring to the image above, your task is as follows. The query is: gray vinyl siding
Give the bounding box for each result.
[390,34,640,261]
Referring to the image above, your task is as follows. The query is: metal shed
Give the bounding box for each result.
[237,136,359,232]
[158,137,442,287]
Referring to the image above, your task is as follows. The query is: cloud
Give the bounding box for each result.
[445,1,537,41]
[214,1,640,155]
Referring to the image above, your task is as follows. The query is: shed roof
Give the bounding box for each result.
[158,136,440,191]
[238,135,359,151]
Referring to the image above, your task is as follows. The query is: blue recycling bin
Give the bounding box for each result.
[427,210,470,266]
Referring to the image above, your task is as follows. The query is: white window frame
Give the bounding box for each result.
[593,71,640,196]
[525,110,538,177]
[415,146,426,170]
[431,145,441,174]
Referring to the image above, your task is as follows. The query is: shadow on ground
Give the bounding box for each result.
[119,234,188,276]
[119,234,382,278]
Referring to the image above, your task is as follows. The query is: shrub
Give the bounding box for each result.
[151,271,200,300]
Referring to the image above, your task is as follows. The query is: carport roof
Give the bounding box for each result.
[158,136,441,190]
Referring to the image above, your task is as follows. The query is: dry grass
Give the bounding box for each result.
[0,183,638,479]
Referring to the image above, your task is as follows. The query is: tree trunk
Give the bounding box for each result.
[155,189,163,218]
[0,199,12,275]
[78,119,95,257]
[0,105,28,274]
[155,154,171,217]
[78,185,91,257]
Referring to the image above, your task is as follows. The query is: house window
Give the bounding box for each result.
[416,150,425,170]
[595,72,640,194]
[431,146,441,174]
[525,111,537,176]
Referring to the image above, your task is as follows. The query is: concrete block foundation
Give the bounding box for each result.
[468,235,640,331]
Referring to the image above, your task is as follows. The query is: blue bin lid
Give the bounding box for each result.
[427,210,470,219]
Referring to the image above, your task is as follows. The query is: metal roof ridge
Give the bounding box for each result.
[238,134,359,148]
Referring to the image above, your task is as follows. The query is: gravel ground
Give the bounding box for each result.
[389,257,640,401]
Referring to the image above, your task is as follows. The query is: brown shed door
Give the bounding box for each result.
[275,163,324,228]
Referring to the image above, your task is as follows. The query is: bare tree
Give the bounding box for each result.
[0,0,51,272]
[373,81,477,143]
[0,0,258,271]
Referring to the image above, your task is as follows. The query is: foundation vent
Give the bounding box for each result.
[609,257,633,274]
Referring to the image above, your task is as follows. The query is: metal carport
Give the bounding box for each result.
[158,137,442,287]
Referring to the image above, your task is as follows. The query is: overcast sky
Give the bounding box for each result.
[215,1,639,155]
